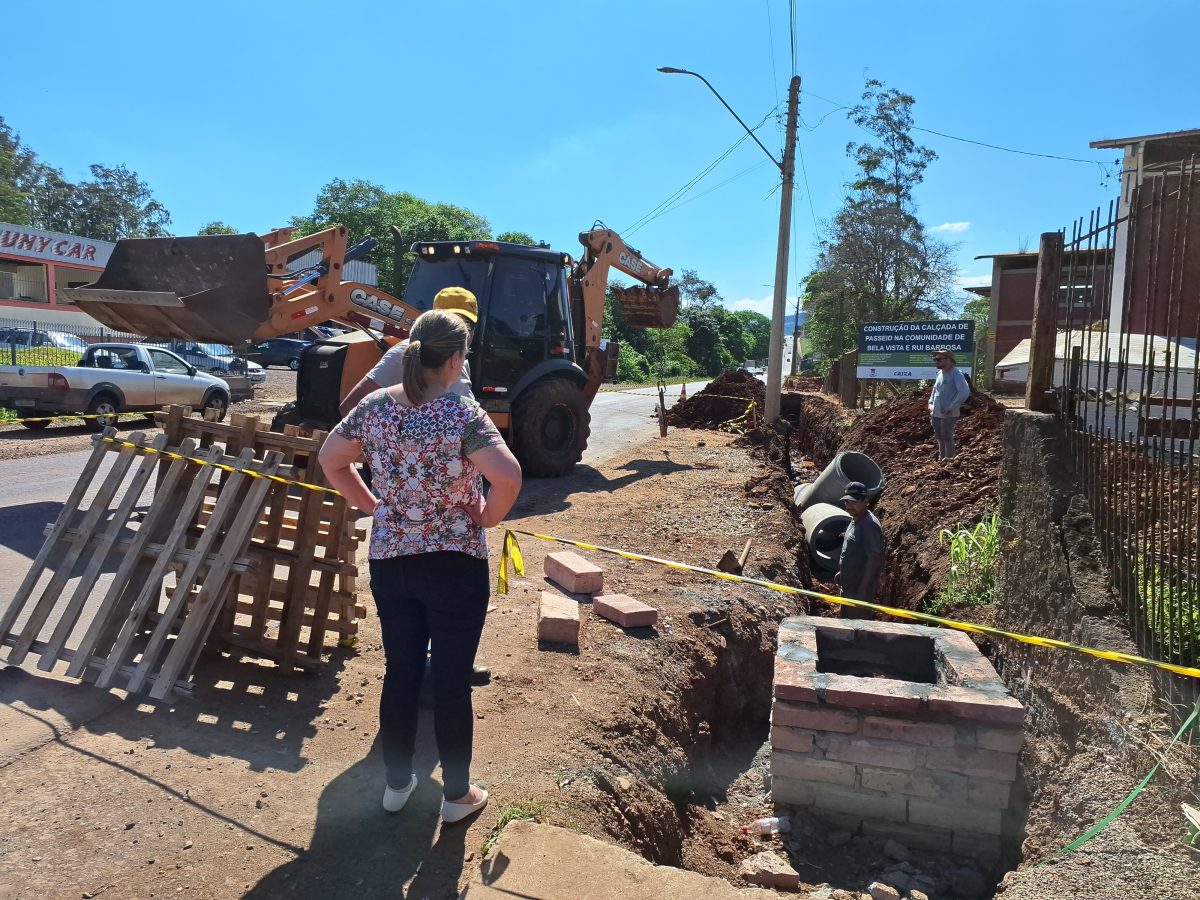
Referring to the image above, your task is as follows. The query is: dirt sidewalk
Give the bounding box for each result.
[0,429,798,900]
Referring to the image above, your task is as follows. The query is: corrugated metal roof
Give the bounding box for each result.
[287,249,378,287]
[1090,127,1200,149]
[996,332,1198,369]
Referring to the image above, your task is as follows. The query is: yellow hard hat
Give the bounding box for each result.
[433,286,478,324]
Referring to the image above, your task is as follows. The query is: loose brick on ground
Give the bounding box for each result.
[593,594,657,628]
[544,551,604,595]
[738,851,800,890]
[537,591,580,645]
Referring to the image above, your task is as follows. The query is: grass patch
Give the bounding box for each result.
[604,375,695,390]
[931,513,1001,614]
[1137,562,1200,664]
[0,408,15,422]
[481,798,550,857]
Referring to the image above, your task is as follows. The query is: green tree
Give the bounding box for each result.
[69,164,171,240]
[197,220,238,235]
[732,310,771,359]
[962,291,991,382]
[290,178,491,296]
[803,79,957,364]
[496,230,536,245]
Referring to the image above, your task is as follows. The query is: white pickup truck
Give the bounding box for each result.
[0,343,231,431]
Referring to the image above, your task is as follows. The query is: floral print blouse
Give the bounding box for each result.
[334,389,504,560]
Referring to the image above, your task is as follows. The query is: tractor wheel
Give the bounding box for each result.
[84,393,120,432]
[512,378,590,477]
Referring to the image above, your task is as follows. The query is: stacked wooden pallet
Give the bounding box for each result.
[0,429,282,698]
[154,406,365,675]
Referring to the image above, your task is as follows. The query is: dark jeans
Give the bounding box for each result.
[931,415,958,459]
[369,552,489,800]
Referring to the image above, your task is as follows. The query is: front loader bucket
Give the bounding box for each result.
[60,234,271,343]
[613,284,679,329]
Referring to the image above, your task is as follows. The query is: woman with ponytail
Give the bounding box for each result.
[320,309,522,825]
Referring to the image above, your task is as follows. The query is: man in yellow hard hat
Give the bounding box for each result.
[339,287,478,416]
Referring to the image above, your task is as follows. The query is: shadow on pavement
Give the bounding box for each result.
[245,724,466,900]
[511,456,691,518]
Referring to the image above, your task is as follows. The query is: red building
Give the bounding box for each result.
[0,223,115,328]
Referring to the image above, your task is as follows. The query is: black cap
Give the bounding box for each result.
[840,481,869,504]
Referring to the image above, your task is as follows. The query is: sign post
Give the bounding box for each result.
[857,320,976,381]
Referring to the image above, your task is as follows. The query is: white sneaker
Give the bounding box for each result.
[441,786,488,824]
[382,775,417,813]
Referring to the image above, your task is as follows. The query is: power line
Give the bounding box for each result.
[653,159,773,219]
[765,0,780,110]
[796,140,819,232]
[788,0,798,75]
[800,87,1112,169]
[622,105,779,237]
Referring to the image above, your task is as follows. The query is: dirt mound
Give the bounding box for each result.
[838,389,1007,610]
[667,370,764,430]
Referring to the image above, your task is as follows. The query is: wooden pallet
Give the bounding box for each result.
[155,407,364,674]
[0,429,281,698]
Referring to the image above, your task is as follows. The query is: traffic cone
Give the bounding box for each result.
[679,383,687,402]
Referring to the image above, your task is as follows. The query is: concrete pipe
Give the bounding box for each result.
[793,482,813,508]
[798,451,885,511]
[800,502,852,574]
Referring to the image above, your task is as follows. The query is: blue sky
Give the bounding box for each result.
[4,1,1197,319]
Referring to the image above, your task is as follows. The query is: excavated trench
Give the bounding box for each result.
[582,391,1035,896]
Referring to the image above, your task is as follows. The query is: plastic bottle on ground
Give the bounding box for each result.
[741,816,791,835]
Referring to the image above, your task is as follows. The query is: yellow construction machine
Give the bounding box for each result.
[64,223,678,476]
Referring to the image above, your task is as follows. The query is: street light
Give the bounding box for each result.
[658,66,800,423]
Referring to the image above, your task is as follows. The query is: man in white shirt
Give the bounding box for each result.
[927,348,971,460]
[339,286,477,417]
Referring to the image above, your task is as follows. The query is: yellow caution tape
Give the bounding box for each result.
[496,530,525,594]
[100,436,342,498]
[4,412,141,424]
[499,529,1200,681]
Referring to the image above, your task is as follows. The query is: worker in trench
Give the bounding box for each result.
[340,287,493,685]
[928,348,971,461]
[319,308,522,824]
[832,481,885,612]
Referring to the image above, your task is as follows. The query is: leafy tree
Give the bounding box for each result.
[69,164,171,240]
[732,310,771,359]
[290,178,491,296]
[496,230,536,245]
[677,268,721,310]
[962,291,991,382]
[197,221,238,235]
[803,79,958,364]
[615,343,650,382]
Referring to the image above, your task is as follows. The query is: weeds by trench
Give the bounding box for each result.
[481,799,551,857]
[931,512,1002,614]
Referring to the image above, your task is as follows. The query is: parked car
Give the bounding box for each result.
[146,340,265,384]
[245,337,311,370]
[0,342,230,430]
[0,328,90,354]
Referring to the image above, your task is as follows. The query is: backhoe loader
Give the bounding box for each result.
[63,224,679,477]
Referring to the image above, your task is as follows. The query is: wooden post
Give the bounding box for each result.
[839,350,858,409]
[1026,231,1064,412]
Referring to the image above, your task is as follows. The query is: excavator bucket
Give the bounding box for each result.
[60,234,271,343]
[613,284,679,329]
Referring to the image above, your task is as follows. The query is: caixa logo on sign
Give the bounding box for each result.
[618,252,644,275]
[350,288,415,325]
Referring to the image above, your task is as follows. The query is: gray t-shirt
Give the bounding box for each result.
[839,511,885,594]
[367,338,473,398]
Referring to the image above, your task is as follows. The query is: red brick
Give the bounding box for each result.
[923,746,1018,781]
[771,777,815,806]
[820,735,917,771]
[927,686,1025,725]
[537,591,580,645]
[976,725,1024,753]
[774,655,818,702]
[824,675,924,714]
[772,701,860,734]
[909,799,1002,835]
[771,750,857,786]
[860,766,967,803]
[770,725,815,754]
[544,551,604,594]
[861,717,956,747]
[593,594,657,628]
[967,778,1013,809]
[739,851,800,890]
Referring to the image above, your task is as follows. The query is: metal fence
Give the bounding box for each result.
[1049,158,1199,714]
[0,316,257,383]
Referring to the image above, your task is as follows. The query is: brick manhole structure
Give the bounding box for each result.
[770,616,1025,862]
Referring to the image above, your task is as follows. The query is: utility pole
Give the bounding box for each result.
[765,75,800,423]
[790,293,802,376]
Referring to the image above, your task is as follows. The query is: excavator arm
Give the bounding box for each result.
[572,228,679,400]
[62,225,421,345]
